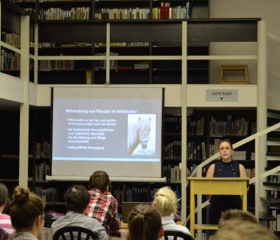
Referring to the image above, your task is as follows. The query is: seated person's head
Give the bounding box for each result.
[213,219,278,240]
[88,170,110,193]
[152,186,178,217]
[0,183,9,211]
[9,186,45,235]
[128,204,163,240]
[218,209,258,229]
[64,185,90,214]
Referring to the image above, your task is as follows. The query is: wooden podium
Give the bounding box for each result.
[188,177,249,236]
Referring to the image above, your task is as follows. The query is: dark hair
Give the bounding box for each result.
[88,171,110,193]
[0,183,9,206]
[9,186,44,232]
[64,185,90,213]
[128,204,162,240]
[219,139,233,149]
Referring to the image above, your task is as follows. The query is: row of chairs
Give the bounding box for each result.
[53,226,194,240]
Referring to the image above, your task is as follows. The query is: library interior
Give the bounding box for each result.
[1,0,280,240]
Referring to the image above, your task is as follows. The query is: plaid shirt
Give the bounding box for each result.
[87,188,121,233]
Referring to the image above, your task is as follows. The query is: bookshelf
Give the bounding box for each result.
[10,0,209,84]
[259,110,280,233]
[0,109,35,195]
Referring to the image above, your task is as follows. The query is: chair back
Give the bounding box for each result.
[163,230,194,240]
[52,226,98,240]
[0,228,9,240]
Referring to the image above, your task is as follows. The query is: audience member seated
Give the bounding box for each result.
[51,185,108,240]
[9,186,45,240]
[212,219,278,240]
[128,203,164,240]
[0,183,14,236]
[87,171,121,233]
[218,209,258,229]
[152,186,191,238]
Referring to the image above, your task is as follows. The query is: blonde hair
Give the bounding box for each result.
[152,186,178,217]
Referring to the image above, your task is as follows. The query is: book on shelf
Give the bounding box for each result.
[117,66,133,70]
[185,1,193,19]
[232,151,246,160]
[134,61,149,70]
[277,213,280,231]
[60,43,77,47]
[201,142,206,160]
[86,71,92,84]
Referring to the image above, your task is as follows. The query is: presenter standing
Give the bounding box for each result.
[206,139,248,225]
[87,170,121,233]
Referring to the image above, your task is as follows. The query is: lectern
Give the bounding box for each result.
[188,177,249,236]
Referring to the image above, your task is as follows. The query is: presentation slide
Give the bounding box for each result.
[52,87,164,178]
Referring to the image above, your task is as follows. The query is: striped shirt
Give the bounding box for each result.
[0,214,15,235]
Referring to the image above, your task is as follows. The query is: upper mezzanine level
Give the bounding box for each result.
[0,0,263,108]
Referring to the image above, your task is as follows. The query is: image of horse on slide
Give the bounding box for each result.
[127,116,152,156]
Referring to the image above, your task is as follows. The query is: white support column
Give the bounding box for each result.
[0,2,2,66]
[181,21,187,223]
[256,20,267,219]
[19,15,30,187]
[106,23,110,85]
[34,23,39,84]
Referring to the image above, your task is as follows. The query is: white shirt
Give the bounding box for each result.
[161,215,191,240]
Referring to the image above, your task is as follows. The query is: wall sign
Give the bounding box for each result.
[206,89,238,102]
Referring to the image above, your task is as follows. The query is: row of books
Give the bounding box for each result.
[95,8,150,20]
[110,184,182,204]
[38,7,90,20]
[39,59,75,71]
[268,145,280,153]
[36,141,51,158]
[187,164,207,177]
[32,41,150,49]
[270,190,280,199]
[95,42,150,47]
[110,185,151,203]
[164,140,256,161]
[94,52,118,70]
[0,50,20,71]
[188,117,205,136]
[35,163,50,181]
[134,61,149,70]
[164,116,181,135]
[157,1,192,19]
[163,141,181,160]
[36,4,192,21]
[209,115,250,136]
[268,175,280,184]
[34,187,57,203]
[270,209,280,232]
[162,164,181,183]
[1,32,20,48]
[187,141,207,160]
